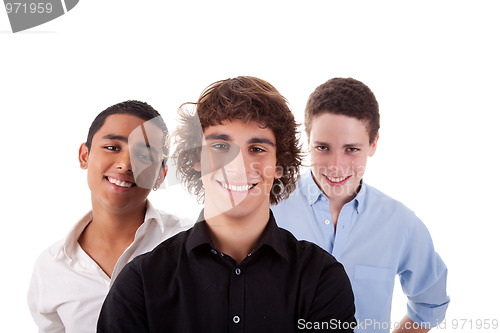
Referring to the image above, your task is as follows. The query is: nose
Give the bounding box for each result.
[115,149,132,173]
[222,150,249,178]
[329,152,346,172]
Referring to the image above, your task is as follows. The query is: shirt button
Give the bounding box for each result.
[235,268,241,275]
[321,197,326,201]
[233,315,240,323]
[324,219,331,225]
[211,249,217,255]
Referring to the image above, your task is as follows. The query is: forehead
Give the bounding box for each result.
[95,114,164,145]
[310,113,370,143]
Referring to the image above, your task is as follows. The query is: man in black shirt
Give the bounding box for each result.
[97,76,356,332]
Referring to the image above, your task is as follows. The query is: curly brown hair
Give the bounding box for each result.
[172,76,302,205]
[304,78,380,143]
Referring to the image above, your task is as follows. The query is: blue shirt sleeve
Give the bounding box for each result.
[397,214,450,327]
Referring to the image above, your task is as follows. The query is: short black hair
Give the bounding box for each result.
[86,100,169,162]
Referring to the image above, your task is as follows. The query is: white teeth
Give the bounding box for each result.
[108,177,134,188]
[326,175,348,183]
[220,182,253,192]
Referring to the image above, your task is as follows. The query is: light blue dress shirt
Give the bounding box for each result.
[272,170,449,333]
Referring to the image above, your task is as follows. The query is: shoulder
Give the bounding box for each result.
[364,184,420,224]
[141,204,196,247]
[29,238,70,298]
[281,233,352,297]
[154,208,195,233]
[280,228,341,270]
[273,188,306,208]
[129,226,192,271]
[155,208,192,226]
[32,238,66,270]
[362,184,437,249]
[272,176,311,215]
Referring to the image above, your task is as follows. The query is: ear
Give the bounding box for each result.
[368,135,379,157]
[194,162,201,172]
[156,165,168,186]
[79,143,89,170]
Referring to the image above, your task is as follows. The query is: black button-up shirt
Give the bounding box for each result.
[97,211,356,332]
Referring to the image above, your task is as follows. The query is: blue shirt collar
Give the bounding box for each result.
[299,170,324,206]
[299,169,367,214]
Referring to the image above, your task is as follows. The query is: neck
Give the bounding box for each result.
[205,206,269,264]
[85,198,147,245]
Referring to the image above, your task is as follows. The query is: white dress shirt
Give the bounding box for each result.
[28,201,193,333]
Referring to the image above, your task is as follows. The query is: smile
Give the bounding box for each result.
[218,181,256,192]
[106,176,136,188]
[324,175,350,184]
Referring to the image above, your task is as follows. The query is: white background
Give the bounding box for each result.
[1,1,499,331]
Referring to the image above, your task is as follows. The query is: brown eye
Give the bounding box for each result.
[249,147,265,153]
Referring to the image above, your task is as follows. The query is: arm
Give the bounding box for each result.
[27,262,65,333]
[308,261,357,332]
[97,261,149,333]
[397,216,450,330]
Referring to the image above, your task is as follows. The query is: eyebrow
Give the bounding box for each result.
[311,141,363,148]
[343,143,364,148]
[311,141,329,146]
[102,134,128,143]
[204,134,275,147]
[248,137,275,147]
[204,133,231,141]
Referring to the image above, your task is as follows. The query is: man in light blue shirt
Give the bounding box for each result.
[272,78,449,333]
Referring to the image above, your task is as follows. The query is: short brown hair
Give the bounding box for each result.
[173,76,302,205]
[304,78,380,143]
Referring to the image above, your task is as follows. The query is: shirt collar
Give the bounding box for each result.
[61,211,93,261]
[299,169,367,214]
[185,210,289,262]
[144,200,164,233]
[61,200,161,260]
[299,170,324,206]
[185,210,213,254]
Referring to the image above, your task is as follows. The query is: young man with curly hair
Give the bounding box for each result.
[28,101,190,333]
[272,78,449,333]
[97,76,357,332]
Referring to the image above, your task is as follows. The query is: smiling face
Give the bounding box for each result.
[79,114,165,214]
[309,113,378,204]
[196,120,281,220]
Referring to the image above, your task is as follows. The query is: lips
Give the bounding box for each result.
[324,174,351,185]
[106,176,136,188]
[326,175,348,183]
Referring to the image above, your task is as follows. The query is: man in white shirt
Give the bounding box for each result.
[28,101,191,333]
